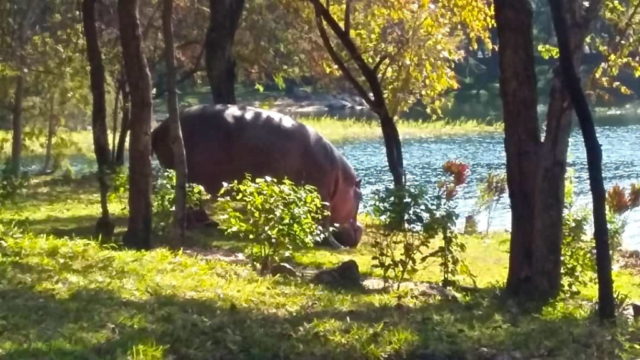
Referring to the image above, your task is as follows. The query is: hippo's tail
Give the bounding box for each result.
[151,120,175,170]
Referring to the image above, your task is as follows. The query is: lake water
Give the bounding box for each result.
[336,122,640,250]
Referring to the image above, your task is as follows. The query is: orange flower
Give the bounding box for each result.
[442,160,469,186]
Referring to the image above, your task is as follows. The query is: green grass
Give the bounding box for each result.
[0,175,639,359]
[298,117,502,144]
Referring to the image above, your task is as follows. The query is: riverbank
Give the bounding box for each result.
[0,174,638,359]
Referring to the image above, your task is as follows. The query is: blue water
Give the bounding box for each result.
[336,124,640,250]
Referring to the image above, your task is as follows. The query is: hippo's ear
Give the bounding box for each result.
[355,179,362,188]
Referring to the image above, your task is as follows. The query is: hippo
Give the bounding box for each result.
[151,104,363,247]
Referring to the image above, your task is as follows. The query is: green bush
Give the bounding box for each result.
[152,168,211,234]
[475,171,507,235]
[214,175,328,273]
[561,169,595,296]
[369,161,475,289]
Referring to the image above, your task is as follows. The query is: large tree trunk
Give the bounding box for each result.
[495,0,543,298]
[549,0,615,322]
[205,0,245,104]
[119,0,154,250]
[41,93,56,174]
[115,85,130,167]
[532,0,603,298]
[162,0,188,247]
[83,0,115,239]
[10,73,24,176]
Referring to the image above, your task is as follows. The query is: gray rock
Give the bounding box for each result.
[270,263,299,278]
[312,260,362,289]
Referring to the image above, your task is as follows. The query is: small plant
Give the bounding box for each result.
[605,183,640,256]
[0,159,29,208]
[152,169,211,234]
[214,175,328,273]
[369,161,474,289]
[561,169,595,296]
[475,171,507,235]
[108,166,129,211]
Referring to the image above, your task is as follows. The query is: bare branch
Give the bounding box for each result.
[313,11,374,107]
[372,55,388,74]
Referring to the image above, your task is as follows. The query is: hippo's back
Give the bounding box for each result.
[153,104,344,199]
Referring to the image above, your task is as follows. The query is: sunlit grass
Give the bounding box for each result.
[0,175,638,359]
[299,117,502,144]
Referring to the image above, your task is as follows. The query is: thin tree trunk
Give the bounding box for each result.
[41,93,56,174]
[494,0,543,299]
[549,0,615,322]
[83,0,115,239]
[119,0,154,250]
[115,85,130,167]
[111,73,123,163]
[205,0,245,104]
[11,73,24,176]
[162,0,188,247]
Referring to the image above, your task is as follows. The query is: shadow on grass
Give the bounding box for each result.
[0,256,631,360]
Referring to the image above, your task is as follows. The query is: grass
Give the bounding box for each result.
[0,175,639,359]
[298,117,502,144]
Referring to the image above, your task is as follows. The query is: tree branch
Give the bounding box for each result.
[308,0,388,113]
[313,11,374,107]
[373,55,388,75]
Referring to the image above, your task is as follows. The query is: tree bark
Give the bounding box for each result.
[495,0,542,298]
[115,85,130,167]
[162,0,188,247]
[41,93,56,174]
[83,0,115,239]
[549,0,616,322]
[11,73,24,176]
[205,0,245,104]
[118,0,154,250]
[309,0,404,188]
[111,72,123,163]
[532,0,592,299]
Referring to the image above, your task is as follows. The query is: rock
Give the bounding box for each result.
[418,283,458,301]
[632,303,640,320]
[270,263,299,278]
[312,260,362,289]
[475,347,497,360]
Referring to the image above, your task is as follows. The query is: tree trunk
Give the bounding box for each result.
[41,93,56,174]
[549,0,616,322]
[118,0,154,250]
[162,0,188,247]
[10,73,24,176]
[115,85,130,167]
[83,0,115,239]
[111,72,123,163]
[379,111,404,187]
[205,0,245,104]
[532,0,602,298]
[494,0,543,298]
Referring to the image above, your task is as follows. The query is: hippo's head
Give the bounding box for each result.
[331,178,363,248]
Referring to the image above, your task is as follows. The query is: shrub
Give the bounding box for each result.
[605,183,640,256]
[475,171,507,235]
[0,159,29,207]
[561,169,595,296]
[152,169,211,234]
[369,161,474,289]
[214,175,328,273]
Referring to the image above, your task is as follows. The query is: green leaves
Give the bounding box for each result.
[214,175,328,272]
